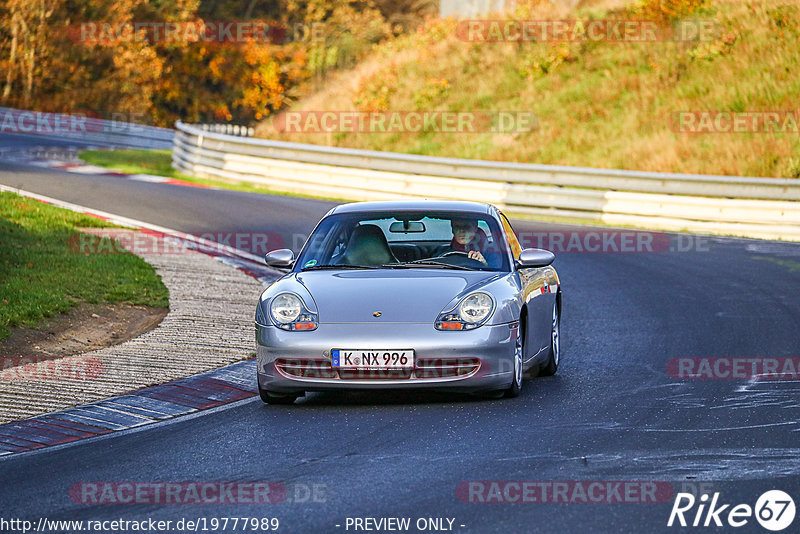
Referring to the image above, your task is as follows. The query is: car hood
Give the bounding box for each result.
[294,269,501,323]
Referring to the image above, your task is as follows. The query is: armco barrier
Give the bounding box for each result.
[172,121,800,241]
[0,107,174,150]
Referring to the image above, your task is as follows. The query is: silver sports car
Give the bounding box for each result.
[255,200,561,404]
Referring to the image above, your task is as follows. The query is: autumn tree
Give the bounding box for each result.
[0,0,394,125]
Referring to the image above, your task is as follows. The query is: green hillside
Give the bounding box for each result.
[256,0,800,178]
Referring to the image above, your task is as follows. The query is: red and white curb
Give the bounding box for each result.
[0,359,258,456]
[3,149,213,188]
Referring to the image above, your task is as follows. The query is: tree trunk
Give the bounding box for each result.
[2,13,19,101]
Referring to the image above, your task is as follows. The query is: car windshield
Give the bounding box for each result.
[295,211,510,272]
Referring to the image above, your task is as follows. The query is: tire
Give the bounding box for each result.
[259,386,300,405]
[504,316,525,397]
[539,299,560,377]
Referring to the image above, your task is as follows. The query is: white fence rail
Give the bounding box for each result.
[0,107,173,150]
[173,121,800,241]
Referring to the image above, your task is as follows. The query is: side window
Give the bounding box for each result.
[500,213,522,260]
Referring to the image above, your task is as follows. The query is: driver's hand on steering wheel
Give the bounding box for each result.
[468,250,487,264]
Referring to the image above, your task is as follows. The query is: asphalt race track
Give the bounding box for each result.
[1,134,799,533]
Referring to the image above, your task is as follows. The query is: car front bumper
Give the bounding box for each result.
[256,321,517,394]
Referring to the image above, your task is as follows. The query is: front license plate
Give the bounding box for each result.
[331,349,414,369]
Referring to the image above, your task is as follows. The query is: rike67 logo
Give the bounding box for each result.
[668,490,795,531]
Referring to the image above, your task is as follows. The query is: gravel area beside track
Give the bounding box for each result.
[0,241,266,423]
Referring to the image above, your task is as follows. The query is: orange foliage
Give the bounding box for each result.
[638,0,708,21]
[0,0,391,125]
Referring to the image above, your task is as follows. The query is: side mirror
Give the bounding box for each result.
[264,249,295,268]
[517,248,555,268]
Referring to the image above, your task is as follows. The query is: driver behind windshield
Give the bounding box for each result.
[444,217,488,265]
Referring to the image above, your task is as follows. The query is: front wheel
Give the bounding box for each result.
[259,387,300,405]
[539,300,560,376]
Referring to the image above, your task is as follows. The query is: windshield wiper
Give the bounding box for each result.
[304,262,479,271]
[302,264,378,271]
[384,261,475,271]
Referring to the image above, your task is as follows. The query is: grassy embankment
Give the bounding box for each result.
[256,0,800,178]
[0,192,169,340]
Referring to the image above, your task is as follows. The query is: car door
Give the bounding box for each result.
[498,212,552,360]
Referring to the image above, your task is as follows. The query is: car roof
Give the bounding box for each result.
[329,200,495,215]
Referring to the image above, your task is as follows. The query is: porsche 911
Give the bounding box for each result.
[255,200,561,404]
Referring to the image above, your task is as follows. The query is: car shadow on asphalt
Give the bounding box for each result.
[263,376,566,407]
[293,390,489,406]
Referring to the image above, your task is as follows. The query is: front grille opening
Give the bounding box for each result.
[338,369,413,380]
[274,357,481,380]
[275,358,337,379]
[414,357,481,378]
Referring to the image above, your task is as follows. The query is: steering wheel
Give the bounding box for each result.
[435,250,487,268]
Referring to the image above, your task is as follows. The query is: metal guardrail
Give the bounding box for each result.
[0,107,174,150]
[173,121,800,241]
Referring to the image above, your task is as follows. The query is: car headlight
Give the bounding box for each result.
[435,292,494,330]
[458,293,493,323]
[269,293,318,331]
[271,293,303,323]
